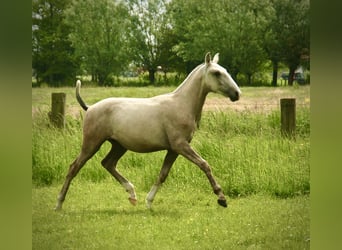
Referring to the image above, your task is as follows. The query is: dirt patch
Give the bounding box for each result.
[204,87,310,113]
[204,97,279,113]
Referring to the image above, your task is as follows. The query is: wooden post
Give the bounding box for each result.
[50,93,66,128]
[280,98,296,138]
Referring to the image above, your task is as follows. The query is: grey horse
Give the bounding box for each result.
[55,52,241,210]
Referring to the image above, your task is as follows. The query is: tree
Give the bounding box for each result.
[127,0,172,84]
[32,0,79,86]
[168,0,272,84]
[265,0,310,86]
[155,12,184,77]
[228,0,273,85]
[65,0,130,85]
[281,0,310,86]
[167,0,218,72]
[264,22,283,86]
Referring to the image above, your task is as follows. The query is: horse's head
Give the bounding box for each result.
[204,52,241,102]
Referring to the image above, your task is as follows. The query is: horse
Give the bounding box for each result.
[55,52,241,210]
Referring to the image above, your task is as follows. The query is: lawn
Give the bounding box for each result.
[33,180,310,250]
[32,85,310,249]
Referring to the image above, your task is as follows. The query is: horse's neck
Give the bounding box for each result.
[172,65,209,124]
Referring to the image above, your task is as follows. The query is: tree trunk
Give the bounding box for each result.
[148,68,155,84]
[288,66,296,86]
[247,73,252,85]
[272,60,278,87]
[163,70,167,82]
[98,73,106,86]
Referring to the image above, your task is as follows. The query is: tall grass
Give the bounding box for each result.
[32,107,309,198]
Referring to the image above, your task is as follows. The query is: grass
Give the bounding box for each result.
[32,107,310,197]
[33,181,310,250]
[32,85,310,249]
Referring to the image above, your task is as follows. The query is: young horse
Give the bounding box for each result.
[55,52,241,210]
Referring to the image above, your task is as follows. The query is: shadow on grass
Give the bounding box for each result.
[61,206,183,218]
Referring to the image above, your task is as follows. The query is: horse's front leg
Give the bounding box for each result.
[175,141,227,207]
[146,150,178,208]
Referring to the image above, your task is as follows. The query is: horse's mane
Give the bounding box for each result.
[172,63,204,94]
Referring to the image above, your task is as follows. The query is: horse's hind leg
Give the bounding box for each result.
[146,150,178,208]
[101,140,137,205]
[55,141,103,211]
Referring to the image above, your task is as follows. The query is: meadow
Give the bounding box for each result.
[32,85,310,249]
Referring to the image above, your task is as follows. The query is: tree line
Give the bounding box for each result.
[32,0,309,87]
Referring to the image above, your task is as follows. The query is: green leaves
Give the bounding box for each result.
[65,0,130,85]
[32,0,310,86]
[169,0,271,80]
[32,0,79,86]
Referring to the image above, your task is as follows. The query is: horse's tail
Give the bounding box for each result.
[76,80,88,111]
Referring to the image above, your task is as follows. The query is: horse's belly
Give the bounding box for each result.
[110,116,169,152]
[113,130,169,153]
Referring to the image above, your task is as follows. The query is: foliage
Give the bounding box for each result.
[32,0,310,86]
[168,0,273,82]
[127,0,171,84]
[279,0,310,86]
[265,0,310,86]
[65,0,130,85]
[230,0,274,84]
[32,0,79,86]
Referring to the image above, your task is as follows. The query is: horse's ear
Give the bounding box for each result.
[205,52,211,65]
[213,53,219,63]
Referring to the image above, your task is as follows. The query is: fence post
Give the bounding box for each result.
[280,98,296,138]
[50,92,66,128]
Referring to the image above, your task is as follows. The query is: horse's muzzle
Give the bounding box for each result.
[229,90,240,102]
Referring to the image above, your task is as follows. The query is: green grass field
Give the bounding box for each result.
[32,85,310,249]
[33,181,309,249]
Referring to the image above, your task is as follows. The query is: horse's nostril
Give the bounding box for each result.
[235,91,240,100]
[229,91,239,102]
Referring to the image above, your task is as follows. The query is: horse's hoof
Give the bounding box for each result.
[146,199,153,209]
[217,199,227,208]
[54,203,62,211]
[128,197,137,206]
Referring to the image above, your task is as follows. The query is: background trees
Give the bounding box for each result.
[169,0,273,83]
[65,0,129,85]
[279,0,310,86]
[127,0,171,84]
[32,0,310,86]
[32,0,79,86]
[265,0,310,86]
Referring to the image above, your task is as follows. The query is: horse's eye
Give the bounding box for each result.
[213,71,221,77]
